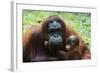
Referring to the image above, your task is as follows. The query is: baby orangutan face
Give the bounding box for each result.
[65,35,79,51]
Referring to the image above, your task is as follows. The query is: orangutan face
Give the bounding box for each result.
[47,20,63,51]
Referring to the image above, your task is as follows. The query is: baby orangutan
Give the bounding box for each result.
[57,35,81,60]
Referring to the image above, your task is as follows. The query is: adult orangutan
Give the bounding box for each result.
[23,15,91,62]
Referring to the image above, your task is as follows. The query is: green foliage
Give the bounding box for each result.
[22,10,91,46]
